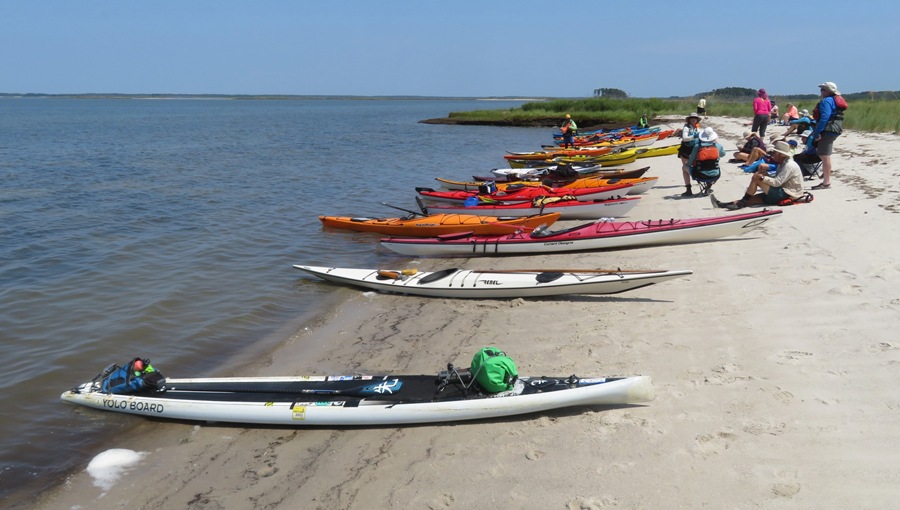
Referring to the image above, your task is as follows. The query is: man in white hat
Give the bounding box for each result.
[710,140,805,210]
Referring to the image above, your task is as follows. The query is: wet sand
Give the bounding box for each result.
[36,117,900,509]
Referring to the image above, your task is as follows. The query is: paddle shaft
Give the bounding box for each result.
[381,202,423,217]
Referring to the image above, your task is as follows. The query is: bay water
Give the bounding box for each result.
[0,98,550,500]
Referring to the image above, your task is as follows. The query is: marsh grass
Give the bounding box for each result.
[449,97,900,133]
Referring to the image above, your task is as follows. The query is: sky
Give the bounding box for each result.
[2,0,898,98]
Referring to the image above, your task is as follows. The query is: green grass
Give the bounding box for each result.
[448,97,900,133]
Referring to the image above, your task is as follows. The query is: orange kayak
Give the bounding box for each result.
[319,212,560,237]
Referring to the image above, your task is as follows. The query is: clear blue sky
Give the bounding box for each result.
[2,0,897,98]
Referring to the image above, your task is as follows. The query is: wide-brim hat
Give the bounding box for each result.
[698,127,718,142]
[769,140,793,157]
[686,112,701,120]
[818,81,841,95]
[799,109,809,116]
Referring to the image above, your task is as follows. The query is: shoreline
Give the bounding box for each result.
[35,118,900,509]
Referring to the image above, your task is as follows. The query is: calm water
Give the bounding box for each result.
[0,98,549,499]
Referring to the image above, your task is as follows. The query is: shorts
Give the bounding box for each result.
[763,186,788,205]
[677,142,693,159]
[816,133,838,156]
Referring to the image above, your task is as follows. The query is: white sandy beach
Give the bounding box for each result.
[37,116,900,509]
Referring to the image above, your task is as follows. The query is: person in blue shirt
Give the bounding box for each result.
[778,109,814,140]
[809,82,845,189]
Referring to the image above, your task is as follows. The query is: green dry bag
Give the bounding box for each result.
[471,347,518,393]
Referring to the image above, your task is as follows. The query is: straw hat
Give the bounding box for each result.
[769,140,793,157]
[742,130,752,139]
[818,82,841,95]
[698,127,718,143]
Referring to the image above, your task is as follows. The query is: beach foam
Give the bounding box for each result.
[85,449,146,494]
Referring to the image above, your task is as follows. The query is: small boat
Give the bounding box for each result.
[435,176,658,195]
[503,146,613,160]
[415,182,633,204]
[294,265,692,298]
[507,152,638,169]
[420,196,642,220]
[319,212,560,236]
[61,359,654,426]
[380,209,782,257]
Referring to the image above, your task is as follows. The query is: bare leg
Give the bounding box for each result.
[820,154,832,185]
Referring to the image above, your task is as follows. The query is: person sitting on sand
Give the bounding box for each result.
[731,131,766,163]
[778,109,814,140]
[710,140,804,210]
[781,103,799,125]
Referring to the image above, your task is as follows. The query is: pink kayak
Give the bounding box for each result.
[380,209,782,256]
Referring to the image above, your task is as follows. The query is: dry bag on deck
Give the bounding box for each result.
[100,357,164,394]
[470,347,518,393]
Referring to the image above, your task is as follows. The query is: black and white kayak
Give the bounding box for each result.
[61,368,653,426]
[293,265,692,298]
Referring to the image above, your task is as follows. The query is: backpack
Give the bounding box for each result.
[100,357,164,394]
[696,144,720,162]
[470,347,518,393]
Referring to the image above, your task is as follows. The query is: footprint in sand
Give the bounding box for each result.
[772,389,794,404]
[691,429,738,459]
[774,350,813,365]
[566,496,617,509]
[427,493,455,509]
[772,483,801,498]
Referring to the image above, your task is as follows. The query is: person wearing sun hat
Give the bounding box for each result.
[752,88,773,137]
[710,140,804,210]
[808,81,846,189]
[677,112,702,195]
[681,126,724,196]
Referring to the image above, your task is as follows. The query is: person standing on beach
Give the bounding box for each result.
[808,81,846,190]
[697,97,707,117]
[677,113,702,196]
[752,89,772,137]
[560,114,577,149]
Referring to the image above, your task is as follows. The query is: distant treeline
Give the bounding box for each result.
[690,87,900,102]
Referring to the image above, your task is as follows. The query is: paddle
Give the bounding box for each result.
[381,202,424,218]
[300,379,403,396]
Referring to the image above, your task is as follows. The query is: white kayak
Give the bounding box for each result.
[61,371,653,426]
[293,265,692,298]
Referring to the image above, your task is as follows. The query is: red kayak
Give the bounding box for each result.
[415,182,633,205]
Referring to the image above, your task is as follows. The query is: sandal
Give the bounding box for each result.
[811,182,831,190]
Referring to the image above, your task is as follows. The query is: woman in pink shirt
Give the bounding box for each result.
[752,88,772,137]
